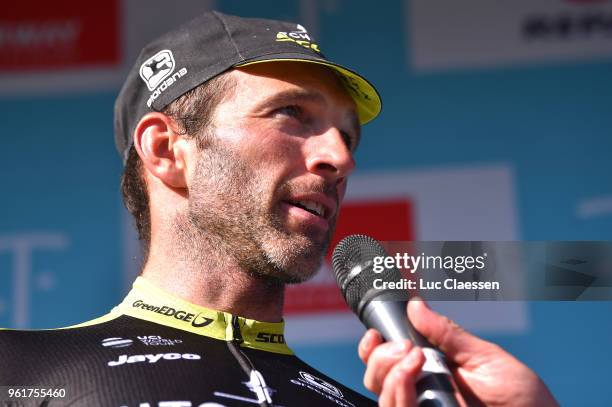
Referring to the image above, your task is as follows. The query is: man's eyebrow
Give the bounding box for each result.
[254,88,326,110]
[255,88,362,148]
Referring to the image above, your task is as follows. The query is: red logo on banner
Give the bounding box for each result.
[0,0,120,71]
[284,199,415,315]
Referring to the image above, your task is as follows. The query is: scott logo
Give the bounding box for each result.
[139,49,176,91]
[255,332,285,344]
[108,353,201,367]
[276,24,320,52]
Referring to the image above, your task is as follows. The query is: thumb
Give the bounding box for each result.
[408,298,497,367]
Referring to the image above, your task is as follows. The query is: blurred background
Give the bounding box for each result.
[1,0,611,405]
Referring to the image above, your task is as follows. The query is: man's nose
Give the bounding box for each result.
[304,128,356,184]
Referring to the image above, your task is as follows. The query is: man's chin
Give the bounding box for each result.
[280,256,325,284]
[259,242,326,284]
[248,261,321,286]
[247,218,331,284]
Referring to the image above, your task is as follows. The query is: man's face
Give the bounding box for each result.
[186,62,360,283]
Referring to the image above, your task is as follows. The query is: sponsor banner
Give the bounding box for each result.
[409,0,612,71]
[0,0,119,71]
[0,0,215,95]
[0,233,69,329]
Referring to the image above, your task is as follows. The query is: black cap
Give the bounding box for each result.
[114,11,382,163]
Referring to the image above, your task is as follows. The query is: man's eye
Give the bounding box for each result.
[275,105,302,118]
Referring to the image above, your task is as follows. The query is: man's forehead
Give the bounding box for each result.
[232,62,360,123]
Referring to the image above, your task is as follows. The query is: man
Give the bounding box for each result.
[0,11,558,407]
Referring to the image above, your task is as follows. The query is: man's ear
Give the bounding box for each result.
[133,112,189,188]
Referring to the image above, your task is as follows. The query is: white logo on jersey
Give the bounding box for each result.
[291,371,354,407]
[244,370,274,403]
[137,335,183,346]
[108,353,200,367]
[299,371,343,398]
[213,369,277,405]
[102,337,133,348]
[102,335,183,348]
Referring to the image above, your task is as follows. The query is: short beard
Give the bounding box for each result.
[180,138,333,284]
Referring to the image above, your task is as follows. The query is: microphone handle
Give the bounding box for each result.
[361,300,461,407]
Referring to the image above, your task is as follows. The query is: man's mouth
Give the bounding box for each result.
[285,199,326,218]
[277,192,337,232]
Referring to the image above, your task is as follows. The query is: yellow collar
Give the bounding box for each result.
[113,277,292,355]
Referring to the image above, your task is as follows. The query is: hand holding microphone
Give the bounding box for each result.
[332,235,559,407]
[358,299,559,407]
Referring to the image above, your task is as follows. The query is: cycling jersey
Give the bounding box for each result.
[0,277,376,407]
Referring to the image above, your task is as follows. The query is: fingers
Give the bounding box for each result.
[378,346,425,407]
[358,329,383,364]
[363,339,413,394]
[407,298,496,366]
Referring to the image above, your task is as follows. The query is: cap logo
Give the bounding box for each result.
[139,49,176,91]
[276,24,320,53]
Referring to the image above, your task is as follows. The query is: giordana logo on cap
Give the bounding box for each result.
[276,24,320,53]
[140,49,176,91]
[139,49,188,108]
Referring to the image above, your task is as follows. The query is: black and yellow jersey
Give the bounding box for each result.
[0,277,375,407]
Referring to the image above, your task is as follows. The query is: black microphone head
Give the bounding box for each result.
[332,234,404,314]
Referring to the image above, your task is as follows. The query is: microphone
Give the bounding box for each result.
[332,234,461,407]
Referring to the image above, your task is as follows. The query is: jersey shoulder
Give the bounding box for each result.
[0,308,120,331]
[0,313,147,384]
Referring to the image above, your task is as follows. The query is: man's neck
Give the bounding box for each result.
[141,214,285,322]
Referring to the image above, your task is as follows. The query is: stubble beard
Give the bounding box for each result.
[181,140,334,284]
